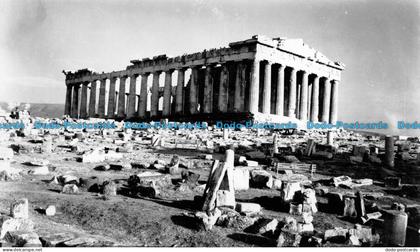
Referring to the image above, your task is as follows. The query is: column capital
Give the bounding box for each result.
[119,75,128,80]
[141,72,151,77]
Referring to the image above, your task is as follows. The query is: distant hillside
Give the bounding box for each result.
[0,102,64,118]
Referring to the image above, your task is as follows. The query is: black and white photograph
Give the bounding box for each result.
[0,0,419,249]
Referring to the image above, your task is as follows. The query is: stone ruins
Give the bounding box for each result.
[63,35,344,123]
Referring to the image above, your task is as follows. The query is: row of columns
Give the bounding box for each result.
[65,60,339,123]
[248,60,339,124]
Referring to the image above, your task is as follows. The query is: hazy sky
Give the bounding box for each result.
[0,0,419,133]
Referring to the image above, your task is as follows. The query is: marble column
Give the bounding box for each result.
[287,68,297,118]
[234,62,246,112]
[107,77,117,118]
[218,64,229,112]
[117,76,127,117]
[71,84,80,118]
[249,60,260,114]
[64,85,72,115]
[138,73,150,118]
[262,61,272,114]
[321,78,331,123]
[310,75,319,122]
[189,67,199,114]
[175,69,185,114]
[89,80,97,117]
[151,71,161,117]
[80,82,88,118]
[203,65,214,113]
[329,80,339,124]
[163,70,173,117]
[127,74,138,118]
[97,78,107,118]
[299,70,308,121]
[275,65,285,116]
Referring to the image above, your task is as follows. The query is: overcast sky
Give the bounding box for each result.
[0,0,419,133]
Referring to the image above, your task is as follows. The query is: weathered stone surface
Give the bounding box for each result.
[250,169,273,188]
[236,202,261,214]
[253,218,279,236]
[195,208,221,231]
[332,176,352,187]
[272,178,282,190]
[10,198,29,219]
[62,184,79,194]
[324,227,348,243]
[281,180,301,202]
[0,216,34,239]
[166,155,180,174]
[60,175,79,185]
[277,231,301,247]
[297,223,314,234]
[181,171,200,185]
[346,234,360,246]
[233,168,250,191]
[302,212,313,224]
[4,230,41,247]
[102,180,117,198]
[343,195,357,218]
[216,190,235,208]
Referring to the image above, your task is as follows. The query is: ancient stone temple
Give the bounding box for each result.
[63,35,344,123]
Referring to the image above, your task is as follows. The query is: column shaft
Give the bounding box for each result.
[310,76,319,122]
[299,71,308,121]
[262,62,272,114]
[189,67,199,114]
[249,60,260,114]
[97,78,106,118]
[163,70,173,117]
[107,77,116,118]
[89,80,97,117]
[64,85,72,115]
[151,71,161,117]
[138,73,149,118]
[127,75,138,118]
[203,66,214,113]
[275,65,285,116]
[287,68,297,118]
[321,78,331,122]
[71,84,80,118]
[80,83,88,118]
[329,80,339,124]
[234,62,246,112]
[175,69,185,114]
[117,76,127,117]
[218,65,229,112]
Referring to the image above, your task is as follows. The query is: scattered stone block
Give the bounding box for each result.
[289,203,302,215]
[62,184,79,194]
[272,178,282,190]
[343,195,357,218]
[281,180,301,202]
[45,205,56,216]
[346,235,360,246]
[10,199,29,219]
[181,171,200,185]
[4,231,41,247]
[245,160,259,167]
[0,216,34,239]
[233,168,250,191]
[0,146,14,160]
[236,202,261,214]
[195,208,221,231]
[297,223,314,234]
[60,175,79,185]
[332,175,352,187]
[102,181,117,198]
[216,190,235,208]
[277,231,301,247]
[302,212,313,224]
[361,212,382,224]
[324,227,348,243]
[250,169,273,189]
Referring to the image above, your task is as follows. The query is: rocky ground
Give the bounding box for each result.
[0,117,419,247]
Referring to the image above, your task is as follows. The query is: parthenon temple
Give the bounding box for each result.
[63,35,344,123]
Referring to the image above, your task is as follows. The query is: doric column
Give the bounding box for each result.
[287,68,297,118]
[71,84,80,118]
[234,62,246,112]
[163,70,173,117]
[127,74,138,118]
[275,65,285,116]
[299,70,308,121]
[249,60,260,114]
[151,71,161,117]
[117,76,127,117]
[262,61,272,114]
[310,75,319,122]
[321,78,331,123]
[329,80,339,124]
[218,64,229,112]
[107,77,117,118]
[64,85,72,115]
[97,78,107,118]
[203,65,214,113]
[189,67,199,114]
[175,69,185,114]
[89,80,97,117]
[138,73,150,118]
[80,82,88,118]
